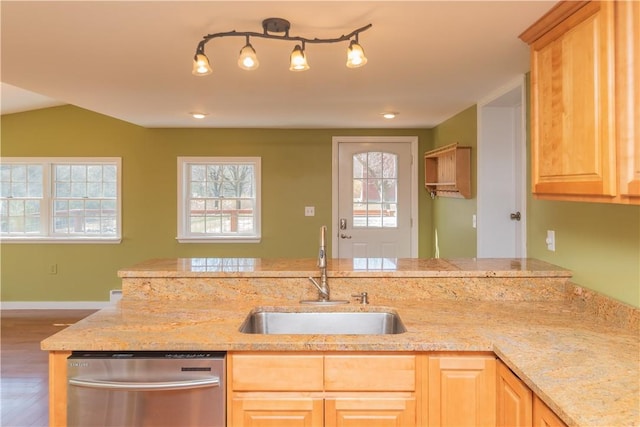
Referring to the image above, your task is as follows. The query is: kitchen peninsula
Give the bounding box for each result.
[42,258,639,426]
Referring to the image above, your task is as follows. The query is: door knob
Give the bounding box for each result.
[510,211,521,221]
[340,233,352,239]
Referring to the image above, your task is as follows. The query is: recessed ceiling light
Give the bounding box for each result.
[382,112,398,119]
[190,112,208,119]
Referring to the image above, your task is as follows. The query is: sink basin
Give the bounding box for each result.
[239,309,406,335]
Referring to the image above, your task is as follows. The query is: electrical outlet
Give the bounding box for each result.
[304,206,315,216]
[48,264,58,275]
[546,230,555,252]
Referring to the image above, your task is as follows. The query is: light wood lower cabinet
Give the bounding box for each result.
[325,394,416,427]
[533,395,568,427]
[50,350,568,427]
[497,360,533,427]
[228,352,503,427]
[496,360,567,427]
[231,395,324,427]
[229,352,417,427]
[427,354,497,426]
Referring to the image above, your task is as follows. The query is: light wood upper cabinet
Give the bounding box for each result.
[497,360,533,427]
[616,0,640,199]
[427,354,497,427]
[521,0,640,205]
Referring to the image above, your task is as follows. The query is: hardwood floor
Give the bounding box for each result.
[1,310,96,427]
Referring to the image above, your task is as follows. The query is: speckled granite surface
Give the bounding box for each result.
[44,258,638,427]
[117,257,573,278]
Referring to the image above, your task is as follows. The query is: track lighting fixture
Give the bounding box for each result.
[192,17,372,75]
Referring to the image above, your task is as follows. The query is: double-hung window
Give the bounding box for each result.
[177,157,261,243]
[0,158,121,243]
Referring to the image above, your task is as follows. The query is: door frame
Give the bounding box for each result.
[331,136,419,258]
[476,75,527,257]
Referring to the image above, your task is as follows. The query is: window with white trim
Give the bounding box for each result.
[177,157,261,243]
[0,158,121,243]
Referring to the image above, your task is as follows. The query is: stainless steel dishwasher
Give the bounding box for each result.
[67,351,225,427]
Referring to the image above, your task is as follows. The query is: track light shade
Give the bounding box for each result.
[192,53,213,76]
[289,45,310,71]
[346,40,367,68]
[238,42,259,70]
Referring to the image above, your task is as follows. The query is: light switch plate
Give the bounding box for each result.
[304,206,315,216]
[546,230,555,251]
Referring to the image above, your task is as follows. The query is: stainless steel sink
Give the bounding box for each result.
[239,309,406,335]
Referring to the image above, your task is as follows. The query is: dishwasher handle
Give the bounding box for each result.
[69,376,220,392]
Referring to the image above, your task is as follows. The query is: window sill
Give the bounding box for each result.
[0,237,122,244]
[177,236,261,244]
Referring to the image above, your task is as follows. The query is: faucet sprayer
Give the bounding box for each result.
[318,225,327,269]
[301,225,348,305]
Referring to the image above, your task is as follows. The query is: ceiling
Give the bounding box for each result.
[1,1,554,129]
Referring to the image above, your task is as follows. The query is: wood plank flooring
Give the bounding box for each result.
[1,310,96,427]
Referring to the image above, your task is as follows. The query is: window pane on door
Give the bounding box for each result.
[352,152,398,228]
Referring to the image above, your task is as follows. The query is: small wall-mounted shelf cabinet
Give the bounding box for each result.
[424,143,471,199]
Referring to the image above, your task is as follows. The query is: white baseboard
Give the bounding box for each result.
[1,301,111,310]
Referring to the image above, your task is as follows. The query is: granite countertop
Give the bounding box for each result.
[117,257,573,278]
[43,258,638,427]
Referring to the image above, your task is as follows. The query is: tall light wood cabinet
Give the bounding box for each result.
[520,0,640,205]
[427,354,497,426]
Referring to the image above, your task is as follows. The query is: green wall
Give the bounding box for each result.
[430,105,478,258]
[0,106,433,301]
[528,200,639,307]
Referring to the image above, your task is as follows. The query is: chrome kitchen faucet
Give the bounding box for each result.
[301,225,348,305]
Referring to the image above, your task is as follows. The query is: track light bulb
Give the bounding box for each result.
[346,40,367,68]
[289,45,310,71]
[238,42,259,70]
[192,53,213,76]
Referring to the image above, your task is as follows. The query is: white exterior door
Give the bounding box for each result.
[477,77,527,258]
[332,137,418,258]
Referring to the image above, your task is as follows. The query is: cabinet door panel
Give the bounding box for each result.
[325,395,416,427]
[616,0,640,199]
[533,395,567,427]
[231,396,323,427]
[531,1,616,197]
[428,355,496,427]
[497,361,533,427]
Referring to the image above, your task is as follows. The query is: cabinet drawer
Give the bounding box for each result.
[324,355,416,391]
[231,353,324,391]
